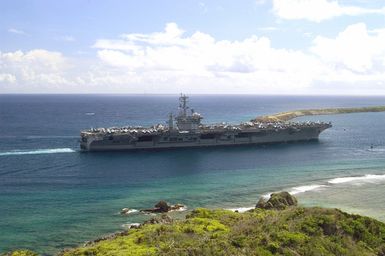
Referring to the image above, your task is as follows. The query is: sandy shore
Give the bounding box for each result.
[253,106,385,122]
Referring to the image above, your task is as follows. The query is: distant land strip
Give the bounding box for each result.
[253,106,385,122]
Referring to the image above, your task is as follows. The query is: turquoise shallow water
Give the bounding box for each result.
[1,95,385,254]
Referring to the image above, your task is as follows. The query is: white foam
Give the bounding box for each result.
[261,185,326,199]
[119,209,139,215]
[261,193,272,199]
[0,148,76,156]
[289,184,327,195]
[121,223,141,229]
[125,209,139,214]
[170,206,187,212]
[258,174,385,202]
[328,174,385,184]
[227,207,254,213]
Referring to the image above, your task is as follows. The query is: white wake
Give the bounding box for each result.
[0,148,76,156]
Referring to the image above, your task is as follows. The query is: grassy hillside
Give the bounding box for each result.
[46,208,385,255]
[5,193,385,256]
[56,207,385,256]
[253,106,385,122]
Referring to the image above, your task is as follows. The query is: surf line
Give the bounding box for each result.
[0,148,77,156]
[260,173,385,200]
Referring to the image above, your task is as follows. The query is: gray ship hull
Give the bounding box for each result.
[81,125,329,152]
[80,94,332,152]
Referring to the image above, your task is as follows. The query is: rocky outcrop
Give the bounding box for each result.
[155,200,170,212]
[140,201,185,213]
[256,191,297,210]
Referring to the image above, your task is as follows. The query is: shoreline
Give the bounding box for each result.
[226,172,385,222]
[4,181,385,255]
[115,171,385,234]
[75,202,385,254]
[48,193,385,255]
[253,105,385,122]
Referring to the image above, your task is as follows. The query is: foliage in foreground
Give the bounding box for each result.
[6,206,385,256]
[2,250,38,256]
[63,207,385,255]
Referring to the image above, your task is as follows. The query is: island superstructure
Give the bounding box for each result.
[80,94,331,151]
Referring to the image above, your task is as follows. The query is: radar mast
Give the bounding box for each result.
[179,93,189,117]
[175,93,202,131]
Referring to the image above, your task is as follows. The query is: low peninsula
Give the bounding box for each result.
[253,106,385,122]
[5,192,385,256]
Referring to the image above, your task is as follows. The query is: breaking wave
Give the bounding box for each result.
[261,184,327,200]
[328,174,385,184]
[261,173,385,200]
[119,209,139,215]
[289,184,328,195]
[121,223,141,229]
[0,148,76,156]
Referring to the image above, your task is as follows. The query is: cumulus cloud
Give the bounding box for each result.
[92,22,324,92]
[0,49,69,86]
[0,73,16,83]
[311,23,385,72]
[1,22,385,94]
[272,0,385,22]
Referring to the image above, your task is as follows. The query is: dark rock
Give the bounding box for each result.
[155,200,170,212]
[256,192,298,210]
[140,201,185,213]
[256,197,267,209]
[321,222,337,236]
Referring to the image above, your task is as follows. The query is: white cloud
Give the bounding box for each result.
[0,73,16,83]
[92,23,324,92]
[0,49,69,86]
[8,28,27,35]
[1,22,385,95]
[273,0,385,22]
[311,23,385,72]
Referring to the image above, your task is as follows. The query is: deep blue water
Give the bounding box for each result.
[1,94,385,254]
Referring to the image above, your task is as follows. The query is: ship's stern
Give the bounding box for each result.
[80,132,92,151]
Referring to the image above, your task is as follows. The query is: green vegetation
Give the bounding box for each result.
[2,250,38,256]
[5,193,385,255]
[8,207,382,255]
[253,106,385,122]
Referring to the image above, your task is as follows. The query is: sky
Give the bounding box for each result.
[1,0,385,95]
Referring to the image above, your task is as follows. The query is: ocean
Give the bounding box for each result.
[1,94,385,254]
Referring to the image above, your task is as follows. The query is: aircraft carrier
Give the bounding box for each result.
[80,94,332,151]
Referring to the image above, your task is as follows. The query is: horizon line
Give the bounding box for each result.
[1,93,385,97]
